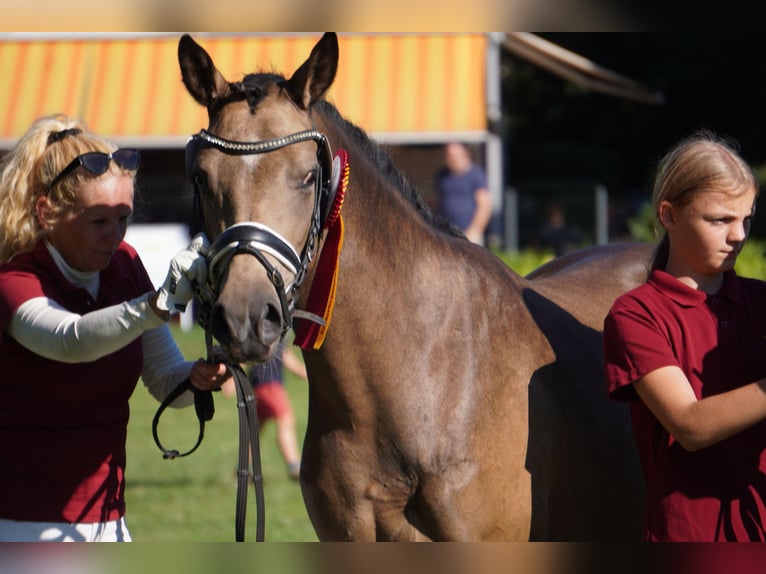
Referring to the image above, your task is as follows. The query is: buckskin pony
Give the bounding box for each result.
[178,32,648,541]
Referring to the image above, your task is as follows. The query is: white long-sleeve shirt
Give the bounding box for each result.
[6,241,194,407]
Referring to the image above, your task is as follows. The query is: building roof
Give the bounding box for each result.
[0,32,489,148]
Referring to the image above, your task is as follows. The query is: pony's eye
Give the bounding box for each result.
[302,169,318,187]
[193,170,210,193]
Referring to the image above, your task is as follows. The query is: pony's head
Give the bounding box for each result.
[178,32,339,363]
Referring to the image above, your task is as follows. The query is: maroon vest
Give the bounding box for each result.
[0,240,154,522]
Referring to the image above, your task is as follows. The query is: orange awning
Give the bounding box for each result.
[0,33,489,147]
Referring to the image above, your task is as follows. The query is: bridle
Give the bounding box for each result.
[152,125,336,542]
[188,128,335,338]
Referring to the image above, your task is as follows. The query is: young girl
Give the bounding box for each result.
[604,130,766,541]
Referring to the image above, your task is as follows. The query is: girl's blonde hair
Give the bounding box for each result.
[650,130,759,270]
[0,114,137,263]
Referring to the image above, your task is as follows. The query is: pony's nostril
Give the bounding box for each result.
[256,303,282,345]
[210,304,232,345]
[211,303,252,346]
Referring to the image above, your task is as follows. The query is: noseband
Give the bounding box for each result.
[188,128,332,336]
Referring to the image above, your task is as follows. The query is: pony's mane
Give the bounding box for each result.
[315,100,464,238]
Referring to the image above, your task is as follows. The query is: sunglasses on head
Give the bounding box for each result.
[49,148,141,189]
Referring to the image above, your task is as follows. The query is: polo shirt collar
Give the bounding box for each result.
[717,269,741,303]
[649,269,740,307]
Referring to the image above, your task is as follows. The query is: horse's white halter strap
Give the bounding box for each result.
[207,222,301,293]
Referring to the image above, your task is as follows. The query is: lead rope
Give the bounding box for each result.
[205,329,266,542]
[151,378,213,459]
[152,327,265,541]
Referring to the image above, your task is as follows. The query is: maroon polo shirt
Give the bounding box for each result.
[604,269,766,541]
[0,239,155,523]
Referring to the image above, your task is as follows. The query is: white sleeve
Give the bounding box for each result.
[7,293,166,363]
[140,325,195,408]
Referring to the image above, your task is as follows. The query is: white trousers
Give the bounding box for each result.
[0,516,131,542]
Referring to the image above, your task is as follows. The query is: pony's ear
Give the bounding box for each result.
[178,34,230,107]
[284,32,339,110]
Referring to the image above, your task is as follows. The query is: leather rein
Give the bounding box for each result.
[152,126,331,542]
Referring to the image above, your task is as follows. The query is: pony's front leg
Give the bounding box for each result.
[300,442,379,540]
[302,478,431,541]
[300,440,429,541]
[303,490,378,541]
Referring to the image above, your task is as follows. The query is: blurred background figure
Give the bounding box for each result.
[435,142,493,245]
[535,199,584,256]
[223,342,307,480]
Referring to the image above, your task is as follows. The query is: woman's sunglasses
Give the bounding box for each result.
[49,148,141,189]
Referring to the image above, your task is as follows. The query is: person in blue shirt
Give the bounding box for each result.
[435,142,492,245]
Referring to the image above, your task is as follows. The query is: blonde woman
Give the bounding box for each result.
[0,114,230,542]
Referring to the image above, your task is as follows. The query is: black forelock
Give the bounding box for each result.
[220,72,286,113]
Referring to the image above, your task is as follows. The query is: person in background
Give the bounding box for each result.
[604,130,766,541]
[535,199,584,256]
[435,142,493,245]
[222,341,307,479]
[0,114,231,542]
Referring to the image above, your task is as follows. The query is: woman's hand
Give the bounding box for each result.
[155,232,210,313]
[189,359,232,391]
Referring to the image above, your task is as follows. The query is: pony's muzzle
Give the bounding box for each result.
[210,298,282,363]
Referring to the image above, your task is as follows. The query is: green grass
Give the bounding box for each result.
[125,324,317,542]
[492,247,556,276]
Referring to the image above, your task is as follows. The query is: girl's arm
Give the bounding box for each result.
[634,365,766,451]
